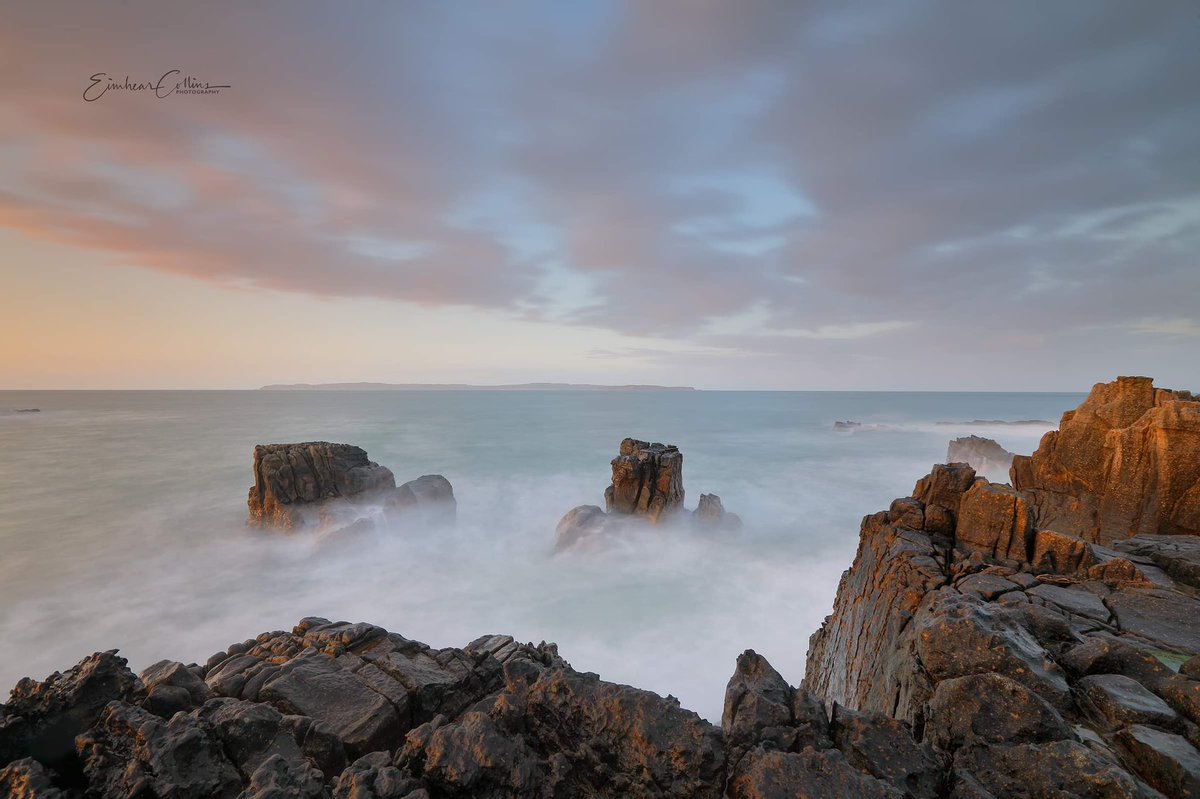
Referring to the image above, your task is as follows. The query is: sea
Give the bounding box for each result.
[0,389,1084,721]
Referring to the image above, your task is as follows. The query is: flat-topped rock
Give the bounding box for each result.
[247,442,454,532]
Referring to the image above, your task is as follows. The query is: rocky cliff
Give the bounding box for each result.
[5,379,1200,797]
[1011,376,1200,544]
[805,377,1200,797]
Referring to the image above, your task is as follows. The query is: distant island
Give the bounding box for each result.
[259,382,696,391]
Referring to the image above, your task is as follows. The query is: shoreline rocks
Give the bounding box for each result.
[247,442,455,534]
[804,377,1200,797]
[6,377,1200,796]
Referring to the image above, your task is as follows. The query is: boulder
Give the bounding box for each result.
[553,504,613,551]
[1078,673,1182,731]
[0,650,141,770]
[925,672,1071,751]
[604,438,685,521]
[946,435,1016,483]
[1114,725,1200,798]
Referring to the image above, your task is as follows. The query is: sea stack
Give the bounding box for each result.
[247,442,455,532]
[803,376,1200,797]
[556,438,739,550]
[604,438,685,521]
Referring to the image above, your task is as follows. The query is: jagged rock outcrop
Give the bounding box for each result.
[947,435,1016,483]
[604,438,685,521]
[555,438,740,550]
[805,377,1200,797]
[247,442,455,532]
[1011,376,1200,544]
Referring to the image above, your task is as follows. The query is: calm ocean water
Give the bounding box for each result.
[0,389,1083,720]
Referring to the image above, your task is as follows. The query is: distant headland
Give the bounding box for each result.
[259,382,696,391]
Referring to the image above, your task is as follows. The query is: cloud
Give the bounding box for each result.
[1,0,1198,384]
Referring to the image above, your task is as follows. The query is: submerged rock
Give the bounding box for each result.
[247,442,454,533]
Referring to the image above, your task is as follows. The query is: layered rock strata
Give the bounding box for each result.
[247,442,454,532]
[805,377,1200,797]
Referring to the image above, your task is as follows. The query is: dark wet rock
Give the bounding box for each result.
[140,659,213,718]
[947,435,1016,483]
[77,702,242,798]
[1114,725,1200,798]
[952,739,1163,798]
[830,706,945,798]
[604,438,684,521]
[1079,673,1183,731]
[722,650,829,762]
[1114,535,1200,590]
[400,661,725,798]
[0,650,141,771]
[1027,582,1111,624]
[955,572,1020,601]
[0,757,66,798]
[729,748,903,799]
[1104,587,1200,652]
[332,752,424,798]
[926,672,1071,751]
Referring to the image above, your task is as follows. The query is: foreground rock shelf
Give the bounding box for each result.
[3,377,1199,797]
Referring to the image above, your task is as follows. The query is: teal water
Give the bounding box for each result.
[0,390,1082,720]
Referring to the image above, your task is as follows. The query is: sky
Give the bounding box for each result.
[1,1,1198,390]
